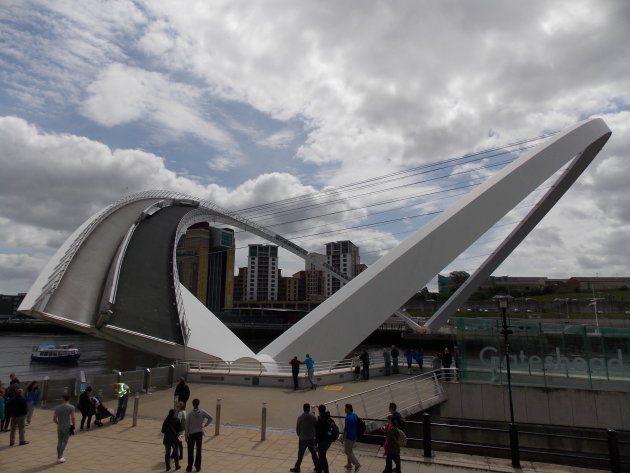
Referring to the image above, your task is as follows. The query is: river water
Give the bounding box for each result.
[0,331,168,383]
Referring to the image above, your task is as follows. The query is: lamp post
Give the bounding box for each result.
[495,294,520,468]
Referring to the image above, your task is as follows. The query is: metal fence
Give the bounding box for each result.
[323,370,447,433]
[353,412,630,473]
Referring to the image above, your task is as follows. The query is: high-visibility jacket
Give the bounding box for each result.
[115,383,130,398]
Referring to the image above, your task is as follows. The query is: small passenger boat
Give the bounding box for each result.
[31,344,80,362]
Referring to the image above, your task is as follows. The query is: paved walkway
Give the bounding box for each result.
[0,380,608,473]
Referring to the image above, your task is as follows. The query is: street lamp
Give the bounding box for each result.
[494,294,520,468]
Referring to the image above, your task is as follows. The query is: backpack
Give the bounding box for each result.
[394,414,407,432]
[326,418,340,442]
[357,416,367,437]
[395,427,407,447]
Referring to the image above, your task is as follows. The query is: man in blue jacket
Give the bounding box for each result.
[341,403,361,472]
[303,354,316,390]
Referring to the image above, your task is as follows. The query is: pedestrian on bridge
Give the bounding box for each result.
[415,347,424,372]
[360,350,370,381]
[404,349,414,375]
[113,382,130,421]
[383,347,392,376]
[174,378,190,409]
[303,354,317,390]
[342,403,361,472]
[290,403,318,472]
[289,356,303,390]
[390,346,400,374]
[185,398,212,472]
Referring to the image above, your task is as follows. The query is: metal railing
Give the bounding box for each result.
[352,412,629,473]
[324,370,448,433]
[181,356,358,375]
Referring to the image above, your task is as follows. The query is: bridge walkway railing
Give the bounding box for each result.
[323,370,448,433]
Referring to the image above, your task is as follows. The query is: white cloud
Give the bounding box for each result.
[81,63,240,156]
[2,0,630,292]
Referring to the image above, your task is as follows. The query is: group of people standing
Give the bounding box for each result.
[162,377,213,472]
[289,354,317,390]
[289,401,406,473]
[1,373,40,447]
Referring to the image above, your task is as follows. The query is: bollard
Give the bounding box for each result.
[144,368,151,394]
[422,412,432,458]
[607,429,621,473]
[215,399,222,436]
[42,376,49,408]
[132,392,140,427]
[169,364,175,387]
[261,401,267,441]
[509,423,521,468]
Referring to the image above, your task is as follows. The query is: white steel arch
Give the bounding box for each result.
[19,119,611,364]
[258,118,611,363]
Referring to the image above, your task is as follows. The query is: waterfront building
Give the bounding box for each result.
[279,275,300,301]
[176,224,235,313]
[325,240,360,297]
[233,267,247,302]
[0,293,26,317]
[247,244,279,301]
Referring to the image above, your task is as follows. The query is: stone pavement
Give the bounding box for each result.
[0,380,608,473]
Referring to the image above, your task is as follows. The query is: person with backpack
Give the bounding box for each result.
[341,403,361,472]
[383,415,402,473]
[388,403,405,431]
[315,404,337,473]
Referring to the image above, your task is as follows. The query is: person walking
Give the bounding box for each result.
[78,386,94,430]
[174,378,190,409]
[360,350,370,380]
[391,345,400,374]
[383,416,402,473]
[9,388,28,446]
[53,393,75,463]
[162,408,182,471]
[352,353,361,381]
[289,356,302,390]
[404,349,414,375]
[341,403,361,472]
[383,347,392,376]
[315,405,333,473]
[114,382,130,420]
[24,381,40,425]
[303,354,317,389]
[185,398,212,472]
[388,403,403,430]
[290,403,318,472]
[175,402,186,461]
[415,347,424,372]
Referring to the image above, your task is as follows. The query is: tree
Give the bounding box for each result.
[449,271,470,292]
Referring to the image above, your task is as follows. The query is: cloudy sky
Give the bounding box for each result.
[1,0,629,295]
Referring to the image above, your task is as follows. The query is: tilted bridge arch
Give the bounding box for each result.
[19,118,611,364]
